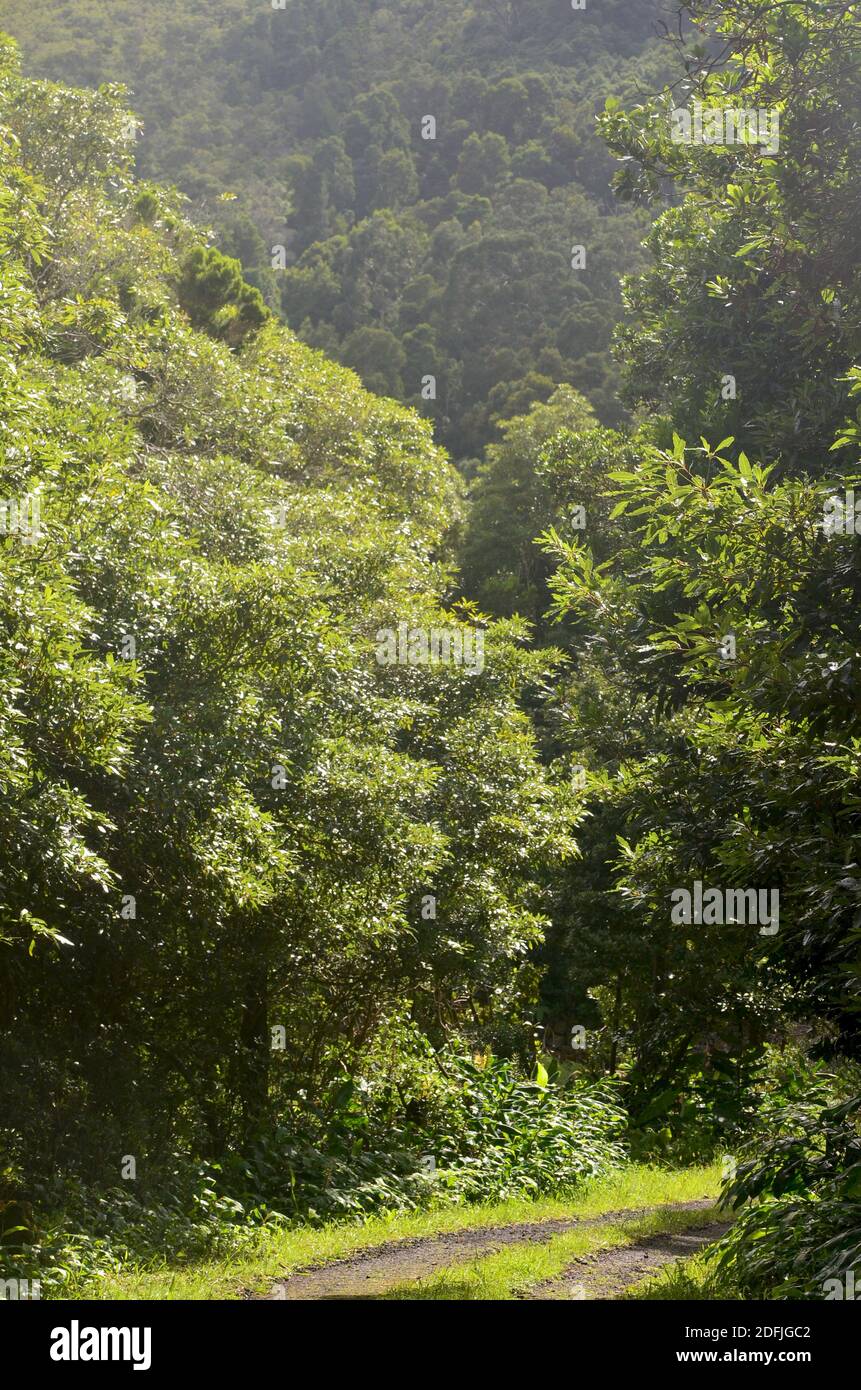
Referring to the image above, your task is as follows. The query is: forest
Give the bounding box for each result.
[0,0,671,457]
[1,0,860,1314]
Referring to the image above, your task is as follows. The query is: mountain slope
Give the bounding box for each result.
[1,0,676,455]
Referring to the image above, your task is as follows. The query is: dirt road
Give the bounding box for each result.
[260,1199,726,1300]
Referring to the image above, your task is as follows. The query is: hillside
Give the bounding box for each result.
[0,0,676,455]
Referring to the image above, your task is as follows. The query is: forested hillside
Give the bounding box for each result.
[2,0,861,1313]
[0,26,606,1224]
[0,0,672,455]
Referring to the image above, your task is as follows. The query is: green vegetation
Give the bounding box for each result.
[716,1070,861,1298]
[0,0,671,457]
[0,33,594,1295]
[627,1247,738,1301]
[382,1202,721,1300]
[500,0,861,1295]
[49,1164,721,1301]
[1,0,861,1305]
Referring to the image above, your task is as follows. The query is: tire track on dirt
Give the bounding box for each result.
[258,1198,719,1300]
[527,1219,732,1300]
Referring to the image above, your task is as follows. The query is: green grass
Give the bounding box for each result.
[627,1246,743,1301]
[83,1163,721,1301]
[380,1203,724,1301]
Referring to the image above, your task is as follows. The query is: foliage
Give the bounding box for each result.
[0,0,674,456]
[425,1056,626,1202]
[0,40,580,1222]
[175,245,269,346]
[494,8,861,1196]
[0,1160,273,1298]
[539,433,861,1140]
[4,1,861,1304]
[0,1052,625,1295]
[717,1088,861,1298]
[600,0,861,474]
[223,1053,625,1214]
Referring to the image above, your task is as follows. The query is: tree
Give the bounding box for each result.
[455,131,510,196]
[601,0,861,474]
[176,245,268,346]
[341,325,406,396]
[0,43,578,1190]
[460,386,598,622]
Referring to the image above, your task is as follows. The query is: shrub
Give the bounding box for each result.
[716,1089,861,1299]
[426,1056,626,1203]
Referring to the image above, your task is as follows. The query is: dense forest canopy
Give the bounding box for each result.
[0,29,585,1182]
[0,0,676,456]
[1,0,861,1308]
